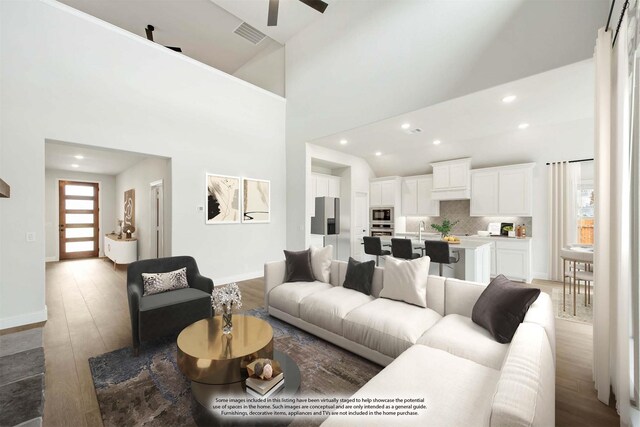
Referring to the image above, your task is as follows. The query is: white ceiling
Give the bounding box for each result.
[210,0,338,44]
[310,59,594,175]
[57,0,283,74]
[45,141,154,175]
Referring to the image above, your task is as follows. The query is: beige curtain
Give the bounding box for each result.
[548,161,581,281]
[593,13,634,425]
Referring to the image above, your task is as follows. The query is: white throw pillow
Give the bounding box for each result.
[310,245,333,283]
[142,267,189,296]
[380,256,431,308]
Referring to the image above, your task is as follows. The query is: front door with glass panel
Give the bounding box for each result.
[59,181,99,260]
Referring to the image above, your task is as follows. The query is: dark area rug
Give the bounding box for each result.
[89,308,382,427]
[0,327,44,427]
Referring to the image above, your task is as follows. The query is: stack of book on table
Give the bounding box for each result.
[246,372,285,398]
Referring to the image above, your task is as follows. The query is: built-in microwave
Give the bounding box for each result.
[371,207,393,222]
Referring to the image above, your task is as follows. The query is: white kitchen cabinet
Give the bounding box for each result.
[498,167,532,216]
[316,175,329,197]
[370,178,399,207]
[470,170,499,216]
[380,181,395,206]
[310,173,341,217]
[470,163,534,217]
[328,177,340,198]
[490,244,497,277]
[431,158,471,200]
[463,237,531,282]
[402,175,440,216]
[370,181,382,207]
[496,239,531,283]
[401,178,418,215]
[417,177,439,216]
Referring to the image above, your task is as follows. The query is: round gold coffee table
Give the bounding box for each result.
[177,315,274,387]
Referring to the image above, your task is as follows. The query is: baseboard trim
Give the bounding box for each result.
[45,257,58,263]
[213,271,262,286]
[533,272,550,281]
[0,306,48,331]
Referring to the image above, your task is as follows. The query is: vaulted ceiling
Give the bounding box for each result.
[57,0,285,74]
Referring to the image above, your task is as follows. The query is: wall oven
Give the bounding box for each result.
[371,230,393,237]
[370,222,393,237]
[371,207,393,222]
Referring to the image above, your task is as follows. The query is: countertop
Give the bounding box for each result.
[464,235,532,241]
[393,231,532,242]
[378,236,492,250]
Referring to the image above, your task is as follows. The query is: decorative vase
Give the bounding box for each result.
[222,306,233,335]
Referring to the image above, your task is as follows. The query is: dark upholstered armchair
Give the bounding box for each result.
[127,256,213,355]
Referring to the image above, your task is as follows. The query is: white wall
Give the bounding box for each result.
[0,0,286,329]
[284,0,607,251]
[44,169,116,260]
[115,157,172,261]
[307,144,376,259]
[233,41,285,97]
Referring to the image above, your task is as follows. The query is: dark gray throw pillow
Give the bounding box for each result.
[343,257,375,295]
[471,274,541,343]
[284,249,316,282]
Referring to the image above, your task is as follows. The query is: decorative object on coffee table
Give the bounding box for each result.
[211,283,242,334]
[431,218,459,238]
[176,315,274,407]
[247,358,281,380]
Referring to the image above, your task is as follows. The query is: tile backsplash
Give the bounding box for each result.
[405,200,533,236]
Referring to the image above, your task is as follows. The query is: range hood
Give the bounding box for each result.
[430,158,471,201]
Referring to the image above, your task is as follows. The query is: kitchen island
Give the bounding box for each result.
[377,235,492,283]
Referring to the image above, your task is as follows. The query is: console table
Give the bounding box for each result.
[104,234,137,268]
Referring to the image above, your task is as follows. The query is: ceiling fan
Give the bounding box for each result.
[145,25,182,52]
[267,0,328,26]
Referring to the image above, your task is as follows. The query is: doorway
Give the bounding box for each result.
[352,192,369,261]
[58,180,99,260]
[150,180,164,258]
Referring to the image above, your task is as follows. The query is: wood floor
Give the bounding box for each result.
[24,258,618,426]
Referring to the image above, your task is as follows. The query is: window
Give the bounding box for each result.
[578,184,595,244]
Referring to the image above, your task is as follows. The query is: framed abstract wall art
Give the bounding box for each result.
[206,174,241,224]
[124,188,135,228]
[242,178,270,223]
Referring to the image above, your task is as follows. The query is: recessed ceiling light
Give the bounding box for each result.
[518,123,530,130]
[502,95,517,103]
[433,139,442,145]
[340,139,348,145]
[74,155,84,160]
[71,164,79,168]
[401,123,411,130]
[375,152,382,156]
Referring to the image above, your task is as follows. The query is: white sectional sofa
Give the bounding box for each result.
[264,259,556,427]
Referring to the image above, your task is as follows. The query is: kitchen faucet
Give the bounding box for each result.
[419,221,425,241]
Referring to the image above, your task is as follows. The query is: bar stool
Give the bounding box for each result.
[363,236,391,266]
[425,240,460,276]
[391,238,421,260]
[560,248,594,316]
